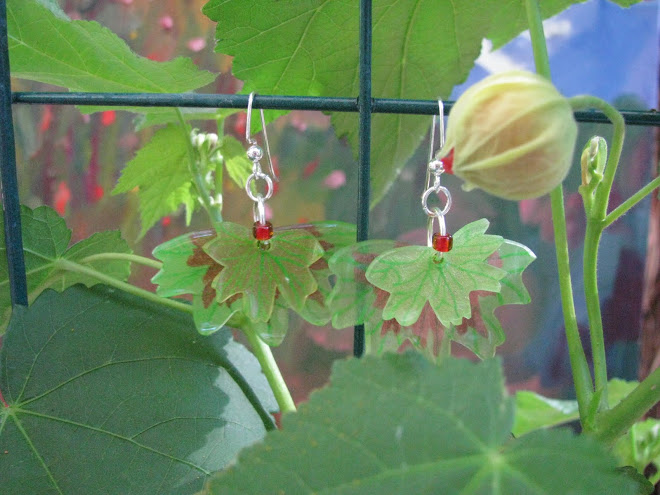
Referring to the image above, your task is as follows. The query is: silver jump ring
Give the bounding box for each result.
[421,185,451,217]
[426,209,447,247]
[253,198,266,224]
[245,173,273,202]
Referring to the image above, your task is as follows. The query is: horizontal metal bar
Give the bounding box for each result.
[11,91,660,126]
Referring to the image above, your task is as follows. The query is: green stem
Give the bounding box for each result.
[525,0,594,418]
[568,96,626,411]
[550,188,594,417]
[524,0,551,77]
[583,220,608,408]
[594,366,660,446]
[604,175,660,229]
[175,108,223,226]
[243,326,296,415]
[79,252,163,270]
[55,259,192,314]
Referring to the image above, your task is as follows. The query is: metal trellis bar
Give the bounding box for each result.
[10,92,660,126]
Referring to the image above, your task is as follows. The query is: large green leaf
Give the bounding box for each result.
[112,125,196,236]
[202,353,636,494]
[0,285,276,495]
[0,205,132,333]
[203,0,642,204]
[365,219,505,327]
[7,0,215,94]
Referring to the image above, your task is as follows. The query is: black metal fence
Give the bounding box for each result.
[1,0,659,358]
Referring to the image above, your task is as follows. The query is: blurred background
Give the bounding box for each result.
[10,0,659,404]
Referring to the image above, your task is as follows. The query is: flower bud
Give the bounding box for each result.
[437,71,577,200]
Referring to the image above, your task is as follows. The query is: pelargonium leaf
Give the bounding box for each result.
[152,222,352,339]
[365,219,504,327]
[201,353,636,494]
[327,231,535,360]
[204,222,324,322]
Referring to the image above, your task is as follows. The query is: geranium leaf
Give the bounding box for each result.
[202,353,636,494]
[8,0,216,95]
[204,222,324,322]
[0,285,276,494]
[153,223,347,337]
[446,240,536,358]
[112,125,196,236]
[365,219,504,327]
[328,235,535,360]
[0,205,131,334]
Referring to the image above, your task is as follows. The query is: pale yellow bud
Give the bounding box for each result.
[438,71,577,200]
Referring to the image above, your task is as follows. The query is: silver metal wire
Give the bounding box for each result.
[246,92,279,183]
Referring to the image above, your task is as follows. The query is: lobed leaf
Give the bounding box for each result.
[8,0,216,95]
[112,125,196,236]
[0,285,276,495]
[204,222,324,322]
[365,219,505,327]
[0,205,131,334]
[202,353,636,494]
[202,0,642,204]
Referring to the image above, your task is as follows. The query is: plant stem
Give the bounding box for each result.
[79,252,163,270]
[568,96,626,410]
[175,108,223,226]
[594,366,660,446]
[550,188,594,416]
[583,220,608,408]
[525,0,594,418]
[604,175,660,229]
[55,259,192,314]
[243,326,296,415]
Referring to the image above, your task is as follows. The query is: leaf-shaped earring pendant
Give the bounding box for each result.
[327,101,536,360]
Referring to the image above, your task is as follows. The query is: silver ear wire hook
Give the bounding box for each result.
[424,100,445,193]
[246,92,279,183]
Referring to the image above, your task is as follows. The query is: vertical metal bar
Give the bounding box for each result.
[354,0,372,358]
[0,0,27,306]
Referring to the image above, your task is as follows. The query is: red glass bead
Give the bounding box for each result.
[441,148,454,175]
[253,221,274,241]
[432,233,453,252]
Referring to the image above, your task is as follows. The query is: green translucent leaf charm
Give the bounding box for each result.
[327,221,536,360]
[365,219,505,327]
[204,222,323,322]
[153,222,348,340]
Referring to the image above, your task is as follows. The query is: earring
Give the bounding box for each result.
[327,100,536,360]
[151,93,355,344]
